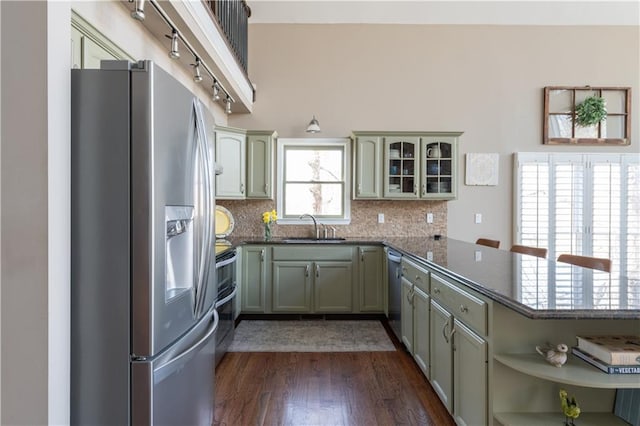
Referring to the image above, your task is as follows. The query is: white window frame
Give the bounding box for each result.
[276,138,351,225]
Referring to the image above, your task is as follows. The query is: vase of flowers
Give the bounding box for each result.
[262,209,277,241]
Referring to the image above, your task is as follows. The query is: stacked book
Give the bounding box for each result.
[572,335,640,374]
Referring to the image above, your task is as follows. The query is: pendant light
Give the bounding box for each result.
[306,115,321,133]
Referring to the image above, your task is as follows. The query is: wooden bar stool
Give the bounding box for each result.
[557,254,612,273]
[510,244,547,259]
[476,238,500,249]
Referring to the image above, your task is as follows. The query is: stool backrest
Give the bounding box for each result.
[557,254,612,273]
[476,238,500,249]
[511,244,547,259]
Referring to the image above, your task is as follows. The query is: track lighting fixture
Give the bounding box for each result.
[212,80,221,101]
[191,58,203,83]
[133,0,238,112]
[225,96,232,114]
[131,0,145,21]
[166,29,180,59]
[306,115,321,133]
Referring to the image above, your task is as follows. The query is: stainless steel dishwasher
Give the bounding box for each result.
[387,249,402,341]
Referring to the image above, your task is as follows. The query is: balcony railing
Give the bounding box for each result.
[204,0,251,75]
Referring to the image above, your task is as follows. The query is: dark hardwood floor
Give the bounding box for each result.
[214,327,455,426]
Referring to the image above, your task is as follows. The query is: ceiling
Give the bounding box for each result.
[246,1,640,26]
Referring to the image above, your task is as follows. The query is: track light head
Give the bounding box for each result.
[225,96,232,114]
[131,0,145,20]
[212,80,221,101]
[166,30,180,59]
[191,58,203,83]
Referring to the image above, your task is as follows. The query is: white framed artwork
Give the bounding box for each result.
[465,153,499,186]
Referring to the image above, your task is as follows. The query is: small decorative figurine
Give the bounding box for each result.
[535,342,568,367]
[559,389,581,425]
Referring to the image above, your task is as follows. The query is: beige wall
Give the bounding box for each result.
[230,24,640,246]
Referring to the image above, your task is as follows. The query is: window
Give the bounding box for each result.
[515,153,639,309]
[276,138,351,224]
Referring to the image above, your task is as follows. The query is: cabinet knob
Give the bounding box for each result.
[422,184,426,196]
[264,183,269,192]
[433,287,440,294]
[240,183,245,194]
[460,305,468,313]
[315,264,320,277]
[260,249,265,261]
[305,264,310,277]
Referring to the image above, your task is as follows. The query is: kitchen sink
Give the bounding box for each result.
[282,237,346,243]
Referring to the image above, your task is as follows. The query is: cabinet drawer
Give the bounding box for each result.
[401,258,429,293]
[272,246,353,261]
[431,274,487,336]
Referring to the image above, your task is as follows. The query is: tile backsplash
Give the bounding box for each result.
[217,199,447,238]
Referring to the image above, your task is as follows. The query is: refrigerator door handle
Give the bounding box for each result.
[155,309,219,380]
[192,99,214,317]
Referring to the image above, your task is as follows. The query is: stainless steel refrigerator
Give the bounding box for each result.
[71,60,218,425]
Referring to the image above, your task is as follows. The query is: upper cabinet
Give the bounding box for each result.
[215,128,276,200]
[352,132,461,200]
[215,127,247,199]
[246,130,277,199]
[71,12,132,70]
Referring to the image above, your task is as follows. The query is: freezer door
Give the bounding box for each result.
[131,309,218,425]
[131,61,216,358]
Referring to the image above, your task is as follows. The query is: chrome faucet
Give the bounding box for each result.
[299,213,319,239]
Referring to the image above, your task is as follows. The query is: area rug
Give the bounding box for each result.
[228,320,396,352]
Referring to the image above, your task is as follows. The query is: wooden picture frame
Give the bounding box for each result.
[543,86,631,145]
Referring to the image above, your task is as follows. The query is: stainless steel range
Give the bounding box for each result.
[214,246,238,367]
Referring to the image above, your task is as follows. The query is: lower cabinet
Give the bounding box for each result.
[430,300,454,412]
[430,290,488,426]
[272,257,353,313]
[453,319,487,426]
[358,246,384,312]
[400,277,414,353]
[412,286,430,378]
[314,261,353,312]
[272,261,312,312]
[242,246,270,313]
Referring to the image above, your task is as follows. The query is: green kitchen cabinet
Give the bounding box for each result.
[357,246,384,312]
[242,245,270,313]
[352,135,382,199]
[215,126,246,199]
[314,261,353,312]
[412,285,430,378]
[246,130,276,199]
[453,319,488,426]
[430,299,454,412]
[420,135,458,200]
[401,256,431,378]
[384,136,420,199]
[401,276,414,353]
[351,131,462,200]
[272,261,312,312]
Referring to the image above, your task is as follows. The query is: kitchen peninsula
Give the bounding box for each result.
[227,236,639,425]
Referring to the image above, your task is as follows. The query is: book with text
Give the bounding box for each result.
[572,347,640,374]
[576,335,640,365]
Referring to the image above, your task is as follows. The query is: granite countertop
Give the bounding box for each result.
[219,236,640,320]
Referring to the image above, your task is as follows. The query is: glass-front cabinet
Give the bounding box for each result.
[384,137,420,198]
[420,136,458,200]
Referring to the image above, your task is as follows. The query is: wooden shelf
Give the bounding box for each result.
[495,411,629,426]
[494,353,640,389]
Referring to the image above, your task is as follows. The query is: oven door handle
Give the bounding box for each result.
[215,285,238,308]
[215,253,238,270]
